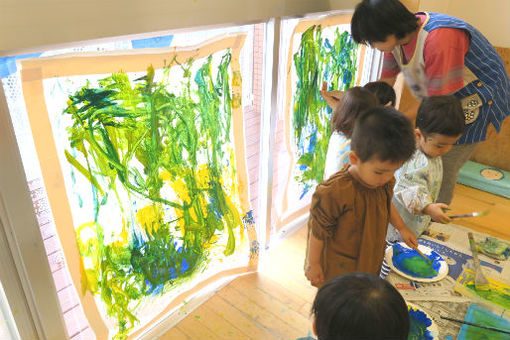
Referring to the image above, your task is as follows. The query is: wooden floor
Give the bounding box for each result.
[159,184,510,340]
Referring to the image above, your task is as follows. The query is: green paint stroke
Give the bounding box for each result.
[460,305,510,340]
[292,25,358,195]
[65,50,248,339]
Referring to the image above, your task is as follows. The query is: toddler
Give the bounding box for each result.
[305,106,418,287]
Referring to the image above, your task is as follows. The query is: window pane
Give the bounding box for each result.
[272,12,369,234]
[2,24,260,339]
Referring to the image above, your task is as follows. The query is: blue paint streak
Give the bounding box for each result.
[408,306,433,340]
[131,35,173,49]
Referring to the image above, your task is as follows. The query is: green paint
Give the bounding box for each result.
[64,51,248,339]
[292,25,358,194]
[465,284,510,310]
[461,305,510,340]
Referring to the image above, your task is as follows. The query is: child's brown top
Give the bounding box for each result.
[307,167,395,286]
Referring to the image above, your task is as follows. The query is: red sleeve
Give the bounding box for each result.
[381,52,401,79]
[424,27,470,96]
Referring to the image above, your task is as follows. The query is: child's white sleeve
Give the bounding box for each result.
[393,158,434,216]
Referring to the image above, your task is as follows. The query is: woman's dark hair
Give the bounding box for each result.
[351,106,415,163]
[312,273,410,340]
[416,95,465,137]
[351,0,419,44]
[364,81,396,107]
[331,86,378,137]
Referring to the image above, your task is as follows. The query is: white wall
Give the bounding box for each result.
[419,0,510,47]
[0,0,358,56]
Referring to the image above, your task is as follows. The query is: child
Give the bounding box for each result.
[364,81,396,107]
[302,273,409,340]
[386,95,465,242]
[305,106,418,287]
[323,86,378,179]
[381,95,464,278]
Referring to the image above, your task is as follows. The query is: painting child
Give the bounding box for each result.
[381,95,465,277]
[324,86,378,179]
[305,106,418,287]
[300,273,409,340]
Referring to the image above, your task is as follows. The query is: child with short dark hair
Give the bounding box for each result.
[381,95,465,277]
[305,106,418,287]
[387,95,465,241]
[310,273,410,340]
[364,81,396,107]
[324,86,378,179]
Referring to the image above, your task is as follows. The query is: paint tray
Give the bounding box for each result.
[457,304,510,340]
[457,161,510,198]
[455,268,510,314]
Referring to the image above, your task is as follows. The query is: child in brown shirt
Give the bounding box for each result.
[305,106,418,287]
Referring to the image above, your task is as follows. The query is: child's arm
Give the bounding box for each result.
[305,233,325,286]
[393,157,450,223]
[390,202,418,249]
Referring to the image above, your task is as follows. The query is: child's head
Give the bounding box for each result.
[364,81,396,107]
[331,86,378,137]
[415,95,465,158]
[312,273,410,340]
[351,0,419,52]
[349,106,415,187]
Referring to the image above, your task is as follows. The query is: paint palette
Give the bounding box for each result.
[407,303,439,340]
[385,242,448,282]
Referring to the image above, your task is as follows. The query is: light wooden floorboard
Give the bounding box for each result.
[158,184,510,339]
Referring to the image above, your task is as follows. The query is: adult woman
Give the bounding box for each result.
[343,0,510,204]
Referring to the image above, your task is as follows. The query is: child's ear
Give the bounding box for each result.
[349,151,359,165]
[414,128,422,140]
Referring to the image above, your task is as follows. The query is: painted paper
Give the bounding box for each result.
[20,35,257,339]
[275,14,366,230]
[456,268,510,311]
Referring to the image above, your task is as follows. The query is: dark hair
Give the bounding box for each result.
[364,81,396,107]
[351,0,419,44]
[416,95,465,137]
[331,86,378,137]
[312,273,410,340]
[351,106,415,162]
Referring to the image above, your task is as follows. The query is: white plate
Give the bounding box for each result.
[407,302,440,340]
[385,242,448,282]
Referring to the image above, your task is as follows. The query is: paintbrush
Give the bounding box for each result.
[449,210,490,219]
[414,247,433,265]
[468,232,490,291]
[440,315,510,335]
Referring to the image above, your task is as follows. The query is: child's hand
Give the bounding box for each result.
[320,81,343,110]
[305,262,324,286]
[399,227,418,249]
[423,203,452,224]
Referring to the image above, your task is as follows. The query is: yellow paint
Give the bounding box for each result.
[136,205,161,235]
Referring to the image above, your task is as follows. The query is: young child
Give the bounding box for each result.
[301,273,409,340]
[381,95,465,277]
[305,106,418,287]
[323,86,378,179]
[364,81,396,107]
[387,95,465,241]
